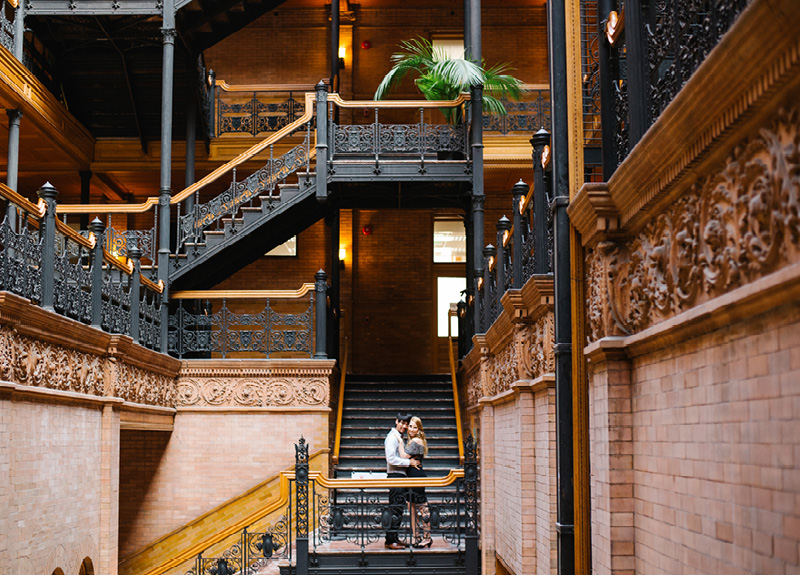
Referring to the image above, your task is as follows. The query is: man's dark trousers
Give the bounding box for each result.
[386,472,407,545]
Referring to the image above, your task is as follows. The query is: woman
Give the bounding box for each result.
[405,416,432,548]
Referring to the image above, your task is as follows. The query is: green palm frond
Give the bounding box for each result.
[375,36,524,123]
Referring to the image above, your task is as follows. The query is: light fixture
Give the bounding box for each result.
[339,246,346,268]
[338,45,346,70]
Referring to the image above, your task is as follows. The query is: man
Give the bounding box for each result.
[384,412,420,549]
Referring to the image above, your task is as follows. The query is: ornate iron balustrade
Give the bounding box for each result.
[214,81,316,137]
[483,87,551,134]
[475,133,553,336]
[168,280,325,359]
[176,124,312,251]
[597,0,750,173]
[189,519,293,575]
[0,182,164,350]
[331,116,468,157]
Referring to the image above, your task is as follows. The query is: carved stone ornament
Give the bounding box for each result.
[486,339,518,397]
[115,362,175,407]
[586,108,800,341]
[520,313,555,379]
[465,369,483,408]
[176,376,329,407]
[0,325,175,406]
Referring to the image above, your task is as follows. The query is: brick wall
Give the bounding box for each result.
[588,302,800,575]
[480,382,556,575]
[1,395,106,575]
[118,410,329,558]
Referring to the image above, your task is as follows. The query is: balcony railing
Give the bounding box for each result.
[596,0,750,174]
[0,182,164,351]
[483,85,551,135]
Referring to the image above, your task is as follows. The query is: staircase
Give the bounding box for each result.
[336,374,461,478]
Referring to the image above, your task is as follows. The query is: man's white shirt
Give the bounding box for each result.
[385,428,410,473]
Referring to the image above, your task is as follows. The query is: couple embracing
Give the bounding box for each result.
[384,412,432,550]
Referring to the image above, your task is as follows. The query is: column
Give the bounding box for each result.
[5,109,22,226]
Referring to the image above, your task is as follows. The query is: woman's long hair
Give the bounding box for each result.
[408,416,428,455]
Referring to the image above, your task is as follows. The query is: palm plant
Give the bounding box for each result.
[374,36,524,125]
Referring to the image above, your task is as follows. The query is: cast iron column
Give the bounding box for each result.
[185,91,197,213]
[158,0,176,353]
[5,109,22,226]
[295,438,310,575]
[625,0,649,147]
[315,82,328,202]
[330,0,340,92]
[13,0,24,61]
[463,0,472,59]
[327,210,340,360]
[548,0,575,573]
[314,269,328,359]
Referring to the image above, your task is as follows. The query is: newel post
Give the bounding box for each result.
[314,269,328,359]
[531,128,551,274]
[295,437,310,575]
[510,180,526,288]
[37,182,58,311]
[129,244,142,344]
[88,217,105,328]
[464,435,479,575]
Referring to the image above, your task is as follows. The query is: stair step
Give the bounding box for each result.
[203,230,225,248]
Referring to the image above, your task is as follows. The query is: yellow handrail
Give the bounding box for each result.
[332,337,349,464]
[0,182,46,219]
[56,92,317,215]
[171,284,314,300]
[144,465,464,575]
[447,307,465,464]
[329,93,470,109]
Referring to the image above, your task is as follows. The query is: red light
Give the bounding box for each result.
[361,40,371,50]
[361,225,373,235]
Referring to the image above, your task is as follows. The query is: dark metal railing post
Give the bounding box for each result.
[129,244,142,344]
[314,270,328,359]
[511,180,526,288]
[496,216,510,296]
[88,217,105,328]
[483,244,495,329]
[37,182,58,311]
[531,128,551,275]
[464,435,479,575]
[597,0,619,179]
[625,0,649,147]
[295,437,310,575]
[315,82,328,203]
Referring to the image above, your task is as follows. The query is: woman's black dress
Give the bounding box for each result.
[406,440,428,504]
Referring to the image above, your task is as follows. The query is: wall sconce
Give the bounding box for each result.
[339,246,346,268]
[338,45,346,70]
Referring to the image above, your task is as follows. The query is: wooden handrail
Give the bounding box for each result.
[447,308,465,464]
[56,92,317,215]
[332,337,349,464]
[140,274,165,294]
[170,284,315,300]
[329,93,470,109]
[0,182,46,219]
[216,80,324,92]
[144,462,464,575]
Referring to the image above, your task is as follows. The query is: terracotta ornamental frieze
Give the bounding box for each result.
[176,361,334,407]
[586,108,800,341]
[0,325,176,406]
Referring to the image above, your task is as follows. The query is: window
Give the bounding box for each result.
[432,34,465,60]
[265,236,297,256]
[433,219,466,263]
[437,276,466,337]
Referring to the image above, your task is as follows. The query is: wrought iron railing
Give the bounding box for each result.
[214,81,318,137]
[0,182,164,350]
[472,130,553,335]
[483,86,551,134]
[596,0,750,173]
[168,278,327,359]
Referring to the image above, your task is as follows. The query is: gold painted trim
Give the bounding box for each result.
[329,92,470,109]
[171,284,315,300]
[216,80,323,92]
[57,93,318,215]
[447,333,465,464]
[332,337,349,464]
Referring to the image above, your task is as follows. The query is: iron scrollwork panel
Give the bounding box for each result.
[0,218,43,304]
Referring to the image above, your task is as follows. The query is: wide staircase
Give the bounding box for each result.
[335,374,461,478]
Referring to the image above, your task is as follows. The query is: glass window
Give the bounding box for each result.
[432,35,465,60]
[437,276,466,337]
[434,219,466,263]
[265,236,297,256]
